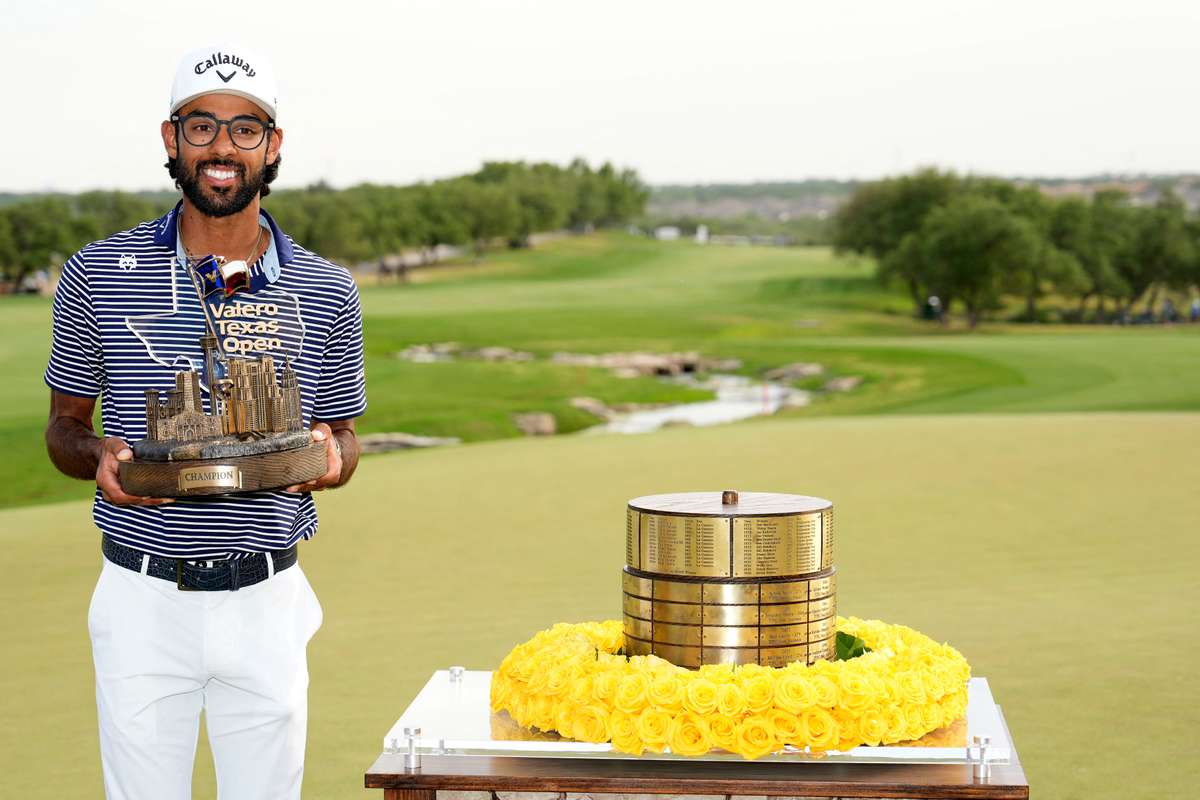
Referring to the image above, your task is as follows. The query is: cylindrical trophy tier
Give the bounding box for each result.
[621,567,837,668]
[621,491,838,668]
[626,492,834,579]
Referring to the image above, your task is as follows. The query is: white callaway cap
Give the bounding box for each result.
[170,44,278,120]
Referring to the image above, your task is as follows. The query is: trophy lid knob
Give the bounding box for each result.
[721,490,739,505]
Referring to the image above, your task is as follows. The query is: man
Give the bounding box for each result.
[43,45,366,799]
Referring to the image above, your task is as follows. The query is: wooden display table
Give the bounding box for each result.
[365,747,1029,799]
[365,671,1028,800]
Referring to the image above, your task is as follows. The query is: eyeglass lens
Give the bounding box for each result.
[180,115,267,149]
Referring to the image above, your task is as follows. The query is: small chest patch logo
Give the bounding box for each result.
[118,254,137,272]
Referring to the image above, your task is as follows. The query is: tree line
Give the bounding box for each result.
[0,159,647,289]
[832,168,1200,326]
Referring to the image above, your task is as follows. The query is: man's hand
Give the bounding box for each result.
[97,437,175,506]
[284,423,343,493]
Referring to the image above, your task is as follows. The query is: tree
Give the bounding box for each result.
[832,168,961,313]
[898,196,1045,328]
[1113,194,1193,315]
[1,198,83,286]
[1049,195,1128,318]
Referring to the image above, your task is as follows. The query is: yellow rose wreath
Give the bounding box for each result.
[490,617,969,760]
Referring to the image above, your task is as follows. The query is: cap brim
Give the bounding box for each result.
[171,89,275,120]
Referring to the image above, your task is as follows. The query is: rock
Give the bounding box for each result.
[570,397,614,421]
[763,362,824,381]
[824,375,863,392]
[514,413,557,436]
[395,342,460,362]
[465,346,534,363]
[357,432,461,453]
[780,391,813,408]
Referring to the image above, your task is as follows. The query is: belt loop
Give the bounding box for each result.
[265,551,275,579]
[229,558,241,592]
[140,554,150,575]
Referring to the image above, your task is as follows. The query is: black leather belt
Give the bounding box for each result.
[102,536,297,591]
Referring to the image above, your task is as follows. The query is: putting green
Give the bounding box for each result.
[2,411,1195,799]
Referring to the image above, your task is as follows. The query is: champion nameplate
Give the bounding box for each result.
[178,465,242,493]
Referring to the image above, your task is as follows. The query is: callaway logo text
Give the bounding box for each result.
[194,51,257,80]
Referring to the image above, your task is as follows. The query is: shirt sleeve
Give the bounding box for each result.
[44,251,104,398]
[311,281,367,420]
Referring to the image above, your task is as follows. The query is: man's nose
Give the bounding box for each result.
[209,123,238,155]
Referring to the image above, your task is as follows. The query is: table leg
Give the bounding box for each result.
[383,790,436,800]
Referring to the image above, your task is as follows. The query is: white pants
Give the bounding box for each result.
[88,558,323,800]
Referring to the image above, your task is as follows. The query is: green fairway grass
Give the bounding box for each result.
[5,234,1200,509]
[2,412,1196,799]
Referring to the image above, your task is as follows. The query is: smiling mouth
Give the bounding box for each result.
[198,162,242,187]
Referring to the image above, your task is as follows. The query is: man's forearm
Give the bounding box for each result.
[46,416,104,480]
[331,428,360,488]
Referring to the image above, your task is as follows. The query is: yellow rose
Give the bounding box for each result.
[572,705,610,743]
[735,714,778,760]
[490,675,510,710]
[883,704,907,743]
[810,674,840,708]
[556,699,579,735]
[568,675,594,706]
[546,665,574,695]
[769,709,803,747]
[525,665,548,695]
[614,672,649,714]
[800,707,838,751]
[921,701,943,733]
[896,671,926,705]
[532,695,555,732]
[903,706,927,742]
[697,663,735,684]
[716,682,748,717]
[857,706,888,746]
[592,669,620,704]
[832,709,859,751]
[837,672,872,713]
[668,711,712,756]
[684,677,719,715]
[741,674,775,713]
[648,671,685,712]
[609,709,644,756]
[635,707,672,751]
[706,714,738,751]
[774,672,816,714]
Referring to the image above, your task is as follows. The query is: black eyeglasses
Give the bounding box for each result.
[172,112,275,150]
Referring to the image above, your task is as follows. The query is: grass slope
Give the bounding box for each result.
[5,235,1199,509]
[1,412,1196,799]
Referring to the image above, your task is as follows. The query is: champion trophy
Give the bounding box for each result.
[118,254,327,497]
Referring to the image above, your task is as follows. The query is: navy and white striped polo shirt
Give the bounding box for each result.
[45,202,367,559]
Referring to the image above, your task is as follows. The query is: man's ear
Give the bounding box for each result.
[267,126,283,166]
[161,119,178,159]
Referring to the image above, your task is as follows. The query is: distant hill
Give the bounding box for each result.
[648,174,1200,221]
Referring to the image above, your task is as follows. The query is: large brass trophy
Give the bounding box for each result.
[623,490,837,667]
[118,335,326,497]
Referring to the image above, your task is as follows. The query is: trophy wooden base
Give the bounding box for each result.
[119,440,327,497]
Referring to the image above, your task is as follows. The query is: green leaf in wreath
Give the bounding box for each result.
[834,630,872,661]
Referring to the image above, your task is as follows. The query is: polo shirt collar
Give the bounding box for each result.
[152,200,295,266]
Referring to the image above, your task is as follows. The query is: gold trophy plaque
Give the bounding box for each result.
[622,490,838,668]
[118,336,326,497]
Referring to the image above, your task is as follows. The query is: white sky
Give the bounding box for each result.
[5,0,1200,192]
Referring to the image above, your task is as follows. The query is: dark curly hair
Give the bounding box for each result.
[164,154,281,197]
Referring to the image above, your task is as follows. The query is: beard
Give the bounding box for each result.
[177,156,266,218]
